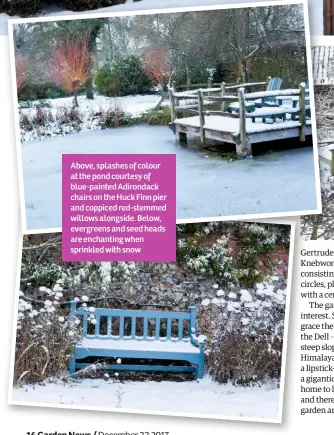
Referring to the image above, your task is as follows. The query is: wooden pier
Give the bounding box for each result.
[168,82,312,158]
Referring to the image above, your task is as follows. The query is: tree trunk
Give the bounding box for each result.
[86,78,94,100]
[155,87,168,108]
[73,91,79,108]
[310,217,319,240]
[185,61,191,90]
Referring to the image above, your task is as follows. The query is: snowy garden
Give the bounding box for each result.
[301,47,334,240]
[13,221,291,419]
[13,6,318,229]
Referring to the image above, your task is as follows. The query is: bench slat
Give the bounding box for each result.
[155,319,160,339]
[83,314,88,337]
[131,316,136,338]
[119,316,124,339]
[143,317,148,338]
[178,320,183,341]
[75,307,190,321]
[107,316,111,336]
[167,319,172,340]
[95,314,100,336]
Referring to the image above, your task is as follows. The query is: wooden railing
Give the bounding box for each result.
[169,82,309,143]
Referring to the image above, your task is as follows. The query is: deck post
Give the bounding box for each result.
[197,89,205,143]
[168,87,176,123]
[207,77,213,88]
[172,81,179,107]
[237,87,250,157]
[266,75,272,89]
[299,82,306,142]
[179,131,188,145]
[220,82,226,112]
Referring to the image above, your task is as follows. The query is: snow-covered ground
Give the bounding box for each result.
[42,94,161,117]
[20,94,162,142]
[2,0,319,35]
[21,124,317,230]
[12,376,280,421]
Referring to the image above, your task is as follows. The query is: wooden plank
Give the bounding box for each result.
[203,95,239,102]
[131,316,136,338]
[75,308,190,320]
[167,319,172,340]
[178,320,184,341]
[203,111,239,118]
[143,317,148,339]
[225,81,267,90]
[247,128,302,144]
[82,314,88,337]
[107,316,112,336]
[95,314,100,336]
[155,319,160,339]
[245,89,300,100]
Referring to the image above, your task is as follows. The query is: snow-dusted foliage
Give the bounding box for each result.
[206,280,286,385]
[177,221,290,287]
[15,284,82,385]
[16,221,290,386]
[19,96,153,143]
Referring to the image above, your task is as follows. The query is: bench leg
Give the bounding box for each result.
[196,356,205,379]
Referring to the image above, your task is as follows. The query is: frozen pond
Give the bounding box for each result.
[21,125,318,230]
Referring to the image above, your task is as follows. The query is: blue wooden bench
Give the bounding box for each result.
[69,302,206,379]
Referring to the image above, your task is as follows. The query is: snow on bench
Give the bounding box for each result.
[70,303,206,379]
[80,337,201,353]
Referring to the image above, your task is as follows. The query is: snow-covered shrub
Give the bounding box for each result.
[206,282,286,385]
[97,105,128,129]
[21,263,66,287]
[14,287,82,385]
[140,106,171,125]
[1,0,41,15]
[64,0,124,11]
[177,222,289,287]
[178,236,235,283]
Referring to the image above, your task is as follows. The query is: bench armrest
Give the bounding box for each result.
[191,334,207,350]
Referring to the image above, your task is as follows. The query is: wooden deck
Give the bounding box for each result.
[169,82,312,158]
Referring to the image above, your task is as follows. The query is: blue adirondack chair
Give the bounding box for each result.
[254,77,283,108]
[228,77,282,113]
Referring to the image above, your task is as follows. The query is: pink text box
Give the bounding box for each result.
[62,154,176,262]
